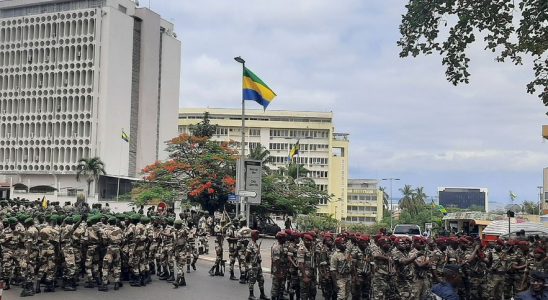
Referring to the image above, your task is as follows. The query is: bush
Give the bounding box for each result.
[295,214,339,232]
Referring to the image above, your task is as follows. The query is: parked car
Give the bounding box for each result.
[250,215,281,236]
[392,224,422,238]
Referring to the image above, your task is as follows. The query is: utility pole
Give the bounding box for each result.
[381,178,400,231]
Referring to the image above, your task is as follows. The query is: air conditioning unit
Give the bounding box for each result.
[77,51,81,58]
[28,56,32,63]
[38,80,42,87]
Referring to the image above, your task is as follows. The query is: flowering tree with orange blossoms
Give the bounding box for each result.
[139,133,238,213]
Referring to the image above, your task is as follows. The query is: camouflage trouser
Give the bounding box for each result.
[73,244,82,277]
[161,243,174,273]
[411,278,428,300]
[351,274,371,300]
[185,242,198,268]
[37,246,57,282]
[128,244,146,275]
[62,245,77,280]
[396,278,415,299]
[238,249,247,276]
[271,273,286,300]
[2,248,16,280]
[287,266,299,296]
[485,274,505,300]
[319,268,336,300]
[228,242,237,272]
[174,248,186,280]
[371,274,394,300]
[85,244,101,282]
[21,248,38,285]
[505,273,524,298]
[335,276,350,300]
[200,236,209,254]
[102,245,121,284]
[248,265,265,291]
[469,276,489,299]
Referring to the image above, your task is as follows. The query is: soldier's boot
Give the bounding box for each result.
[209,265,216,276]
[166,270,175,283]
[172,278,179,289]
[3,279,10,290]
[129,274,141,287]
[191,258,197,270]
[239,273,247,284]
[214,265,221,276]
[140,274,147,286]
[259,287,270,300]
[230,270,238,280]
[158,267,168,280]
[34,280,41,294]
[145,271,152,284]
[63,278,76,291]
[113,282,120,291]
[118,281,124,288]
[180,276,186,287]
[249,289,258,300]
[186,264,191,273]
[43,281,55,293]
[20,283,34,297]
[149,263,156,275]
[84,280,95,288]
[98,282,108,292]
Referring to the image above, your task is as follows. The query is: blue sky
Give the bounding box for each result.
[150,1,547,209]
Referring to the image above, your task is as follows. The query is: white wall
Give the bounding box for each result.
[96,7,133,176]
[157,33,181,160]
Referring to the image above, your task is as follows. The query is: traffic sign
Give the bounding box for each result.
[238,190,257,197]
[227,194,239,203]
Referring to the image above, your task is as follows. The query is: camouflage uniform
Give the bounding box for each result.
[1,222,18,288]
[237,233,250,283]
[246,237,267,299]
[392,245,416,299]
[487,249,507,300]
[271,239,288,300]
[466,249,489,300]
[298,241,317,300]
[226,226,239,278]
[185,226,198,272]
[20,220,39,296]
[173,221,188,288]
[60,220,78,290]
[99,221,123,291]
[83,221,102,287]
[330,247,351,300]
[351,242,371,300]
[286,237,299,299]
[159,223,175,280]
[37,225,59,292]
[371,242,395,300]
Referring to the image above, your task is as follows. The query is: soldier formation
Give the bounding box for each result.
[0,198,210,297]
[268,229,548,300]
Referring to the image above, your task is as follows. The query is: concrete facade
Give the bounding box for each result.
[0,0,181,200]
[345,179,384,226]
[178,108,350,221]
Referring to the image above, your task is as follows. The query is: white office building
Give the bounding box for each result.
[0,0,181,202]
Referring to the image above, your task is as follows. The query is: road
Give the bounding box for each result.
[203,235,276,271]
[3,260,272,300]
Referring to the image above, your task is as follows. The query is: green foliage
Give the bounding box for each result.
[189,112,218,138]
[398,0,548,112]
[131,184,177,207]
[398,185,428,215]
[522,200,541,215]
[279,163,309,179]
[296,213,339,232]
[247,145,272,175]
[254,174,329,216]
[398,205,444,230]
[76,157,106,196]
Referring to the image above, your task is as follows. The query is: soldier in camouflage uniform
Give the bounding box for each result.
[486,239,507,300]
[238,226,251,283]
[20,217,38,297]
[36,219,59,293]
[185,222,199,273]
[98,217,123,291]
[430,238,447,284]
[210,234,224,276]
[371,235,396,300]
[83,215,102,288]
[350,235,371,300]
[172,219,188,288]
[463,240,489,300]
[285,230,300,299]
[226,223,239,280]
[410,236,430,300]
[298,233,317,300]
[60,216,82,291]
[391,237,420,299]
[271,231,288,300]
[1,217,19,290]
[330,237,352,300]
[246,230,269,300]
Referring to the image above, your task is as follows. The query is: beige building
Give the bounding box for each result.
[543,167,548,214]
[345,179,384,226]
[178,108,350,221]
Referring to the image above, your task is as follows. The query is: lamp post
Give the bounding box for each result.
[234,56,247,222]
[381,178,400,231]
[538,186,543,216]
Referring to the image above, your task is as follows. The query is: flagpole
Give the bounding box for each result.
[234,56,247,224]
[116,128,123,201]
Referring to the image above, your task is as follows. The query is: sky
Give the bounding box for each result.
[149,0,547,210]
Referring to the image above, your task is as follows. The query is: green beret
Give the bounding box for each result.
[140,216,150,223]
[166,217,175,225]
[174,219,183,225]
[17,214,27,222]
[73,215,82,223]
[8,217,17,224]
[108,217,117,223]
[24,218,34,225]
[130,214,141,221]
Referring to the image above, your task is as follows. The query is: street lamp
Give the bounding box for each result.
[234,56,246,221]
[538,186,543,216]
[234,56,245,64]
[381,178,400,231]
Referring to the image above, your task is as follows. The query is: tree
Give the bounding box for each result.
[247,144,272,175]
[379,187,390,211]
[522,200,541,215]
[76,157,106,197]
[398,0,547,112]
[131,184,178,207]
[295,213,339,232]
[141,133,237,213]
[399,184,417,213]
[189,112,218,138]
[279,163,309,179]
[414,186,428,207]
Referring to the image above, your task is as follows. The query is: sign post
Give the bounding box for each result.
[236,159,262,226]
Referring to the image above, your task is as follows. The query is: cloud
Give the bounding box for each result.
[149,0,547,202]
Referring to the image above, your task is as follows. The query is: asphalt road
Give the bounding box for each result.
[3,260,272,300]
[204,236,276,271]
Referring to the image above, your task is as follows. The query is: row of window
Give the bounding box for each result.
[0,44,95,66]
[0,95,93,114]
[347,205,378,212]
[0,17,96,43]
[308,170,328,178]
[0,70,94,90]
[268,143,330,151]
[270,129,329,139]
[348,194,378,201]
[345,216,376,223]
[0,121,92,139]
[0,146,91,165]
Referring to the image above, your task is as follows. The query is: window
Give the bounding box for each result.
[216,127,228,136]
[249,128,261,137]
[118,5,127,13]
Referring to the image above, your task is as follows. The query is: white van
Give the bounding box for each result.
[392,224,422,238]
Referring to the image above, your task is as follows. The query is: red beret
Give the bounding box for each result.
[496,239,505,246]
[459,237,471,244]
[358,235,370,242]
[535,247,545,254]
[302,234,314,241]
[276,231,287,239]
[323,233,334,240]
[335,237,345,245]
[435,238,446,245]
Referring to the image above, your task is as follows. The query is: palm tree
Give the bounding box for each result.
[247,144,271,175]
[399,184,416,213]
[76,157,106,197]
[379,186,389,211]
[414,186,428,207]
[280,163,309,180]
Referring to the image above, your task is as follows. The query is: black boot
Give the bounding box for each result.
[191,258,197,270]
[145,271,152,284]
[98,282,108,292]
[20,283,34,297]
[140,274,146,286]
[239,273,247,284]
[63,278,76,291]
[35,280,41,294]
[249,289,257,300]
[230,270,237,280]
[209,265,216,276]
[149,263,156,275]
[186,264,191,273]
[130,274,141,287]
[113,282,120,290]
[158,267,168,280]
[180,276,186,287]
[3,279,10,291]
[43,281,55,293]
[84,278,95,288]
[259,287,270,300]
[214,265,221,276]
[166,271,175,283]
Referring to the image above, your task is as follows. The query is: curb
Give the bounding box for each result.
[198,256,272,274]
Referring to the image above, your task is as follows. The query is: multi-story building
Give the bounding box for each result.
[178,108,350,221]
[345,179,384,226]
[543,167,547,214]
[438,187,489,212]
[0,0,181,201]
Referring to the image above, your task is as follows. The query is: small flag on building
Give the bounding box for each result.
[242,67,277,110]
[121,129,129,143]
[288,140,300,162]
[41,196,48,209]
